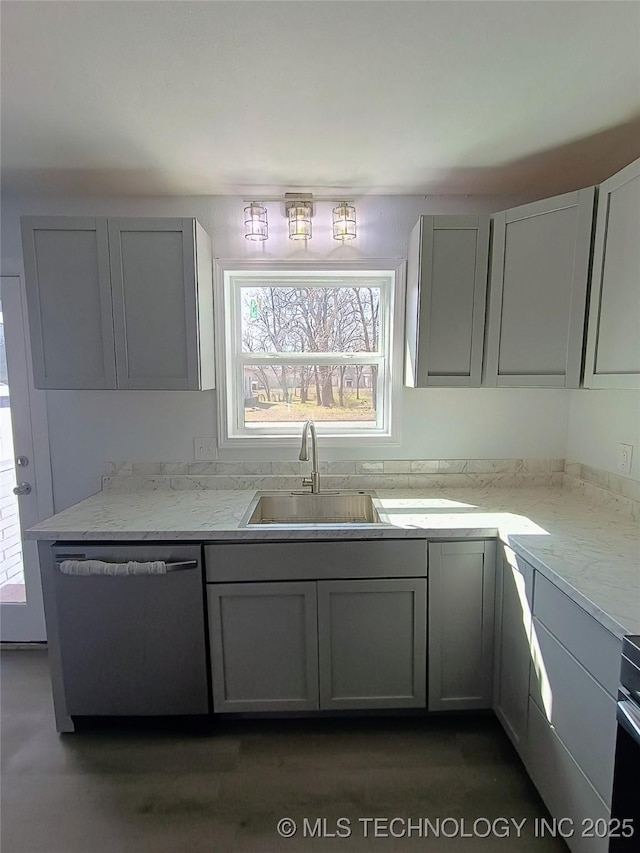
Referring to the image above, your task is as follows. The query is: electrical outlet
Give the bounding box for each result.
[194,437,218,461]
[618,443,633,475]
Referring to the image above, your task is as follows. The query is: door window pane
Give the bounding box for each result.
[0,300,26,603]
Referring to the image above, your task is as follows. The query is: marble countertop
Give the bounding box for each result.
[26,486,640,639]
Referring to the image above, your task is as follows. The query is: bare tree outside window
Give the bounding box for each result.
[240,285,381,426]
[223,270,395,438]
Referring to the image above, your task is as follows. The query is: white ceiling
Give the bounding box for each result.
[1,1,639,197]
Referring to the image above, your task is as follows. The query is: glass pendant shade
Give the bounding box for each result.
[244,203,268,241]
[288,204,313,240]
[332,203,357,240]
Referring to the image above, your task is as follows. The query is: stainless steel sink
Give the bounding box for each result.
[242,491,386,526]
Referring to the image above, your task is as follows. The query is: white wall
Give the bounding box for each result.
[566,390,640,481]
[1,192,572,511]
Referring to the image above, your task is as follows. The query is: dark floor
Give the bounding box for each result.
[0,649,568,853]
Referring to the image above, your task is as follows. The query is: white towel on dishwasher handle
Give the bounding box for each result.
[59,559,167,576]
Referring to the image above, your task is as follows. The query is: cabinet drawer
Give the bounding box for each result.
[533,574,621,697]
[205,540,428,583]
[530,619,617,806]
[527,697,610,853]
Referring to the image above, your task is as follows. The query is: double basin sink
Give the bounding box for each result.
[242,491,388,526]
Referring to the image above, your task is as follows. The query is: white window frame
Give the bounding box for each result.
[214,260,405,449]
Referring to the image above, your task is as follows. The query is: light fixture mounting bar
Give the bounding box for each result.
[242,195,354,204]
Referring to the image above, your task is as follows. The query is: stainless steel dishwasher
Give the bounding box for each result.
[51,544,209,717]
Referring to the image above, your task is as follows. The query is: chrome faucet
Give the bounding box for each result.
[299,420,321,493]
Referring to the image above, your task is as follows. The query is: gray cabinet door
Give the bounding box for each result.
[584,157,640,389]
[21,217,116,389]
[428,541,496,711]
[208,581,319,712]
[485,188,595,387]
[405,215,489,387]
[493,546,533,757]
[108,218,204,390]
[318,578,427,710]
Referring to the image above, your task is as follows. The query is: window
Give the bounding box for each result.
[218,264,403,445]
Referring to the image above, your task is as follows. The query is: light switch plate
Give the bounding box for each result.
[194,437,218,460]
[618,443,633,475]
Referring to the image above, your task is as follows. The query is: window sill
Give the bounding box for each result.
[218,432,401,450]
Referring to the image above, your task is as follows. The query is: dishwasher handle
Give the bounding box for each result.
[54,558,199,574]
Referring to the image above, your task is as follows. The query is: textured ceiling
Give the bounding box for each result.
[1,1,639,196]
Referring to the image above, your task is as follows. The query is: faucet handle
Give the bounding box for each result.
[301,477,313,488]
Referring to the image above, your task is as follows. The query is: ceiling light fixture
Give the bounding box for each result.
[244,202,268,241]
[285,193,313,241]
[332,202,357,241]
[241,194,357,243]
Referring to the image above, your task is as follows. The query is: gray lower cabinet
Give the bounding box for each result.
[530,619,617,807]
[207,581,320,713]
[206,556,428,714]
[520,569,622,853]
[527,697,610,853]
[21,216,215,390]
[584,157,640,389]
[428,541,496,711]
[484,188,595,387]
[318,578,427,710]
[405,215,489,387]
[493,546,534,757]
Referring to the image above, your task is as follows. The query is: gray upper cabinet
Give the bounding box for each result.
[484,188,595,387]
[584,158,640,389]
[21,216,215,390]
[109,218,214,390]
[317,578,427,710]
[405,215,489,387]
[428,541,496,711]
[21,217,116,389]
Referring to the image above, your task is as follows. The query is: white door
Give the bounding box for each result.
[0,275,52,641]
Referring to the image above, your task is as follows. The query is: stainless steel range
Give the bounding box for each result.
[609,635,640,851]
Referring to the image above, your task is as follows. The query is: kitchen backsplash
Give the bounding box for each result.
[564,461,640,520]
[102,457,566,493]
[99,457,639,521]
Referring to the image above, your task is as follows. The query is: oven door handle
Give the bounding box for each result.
[617,699,640,745]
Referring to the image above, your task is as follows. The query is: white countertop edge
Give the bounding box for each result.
[26,487,639,641]
[505,535,629,640]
